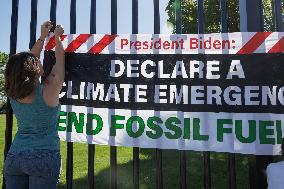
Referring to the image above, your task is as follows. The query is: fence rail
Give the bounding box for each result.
[3,0,284,189]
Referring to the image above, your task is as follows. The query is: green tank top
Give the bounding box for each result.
[9,84,60,153]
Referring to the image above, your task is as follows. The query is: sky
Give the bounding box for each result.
[0,0,173,54]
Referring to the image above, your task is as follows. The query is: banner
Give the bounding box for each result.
[44,33,284,155]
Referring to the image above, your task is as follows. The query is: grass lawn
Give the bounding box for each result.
[0,114,259,188]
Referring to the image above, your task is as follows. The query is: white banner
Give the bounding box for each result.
[44,32,284,155]
[58,105,283,155]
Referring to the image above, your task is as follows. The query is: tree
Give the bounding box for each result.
[166,0,274,34]
[0,52,8,107]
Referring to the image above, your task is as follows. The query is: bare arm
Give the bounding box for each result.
[51,33,65,83]
[30,36,45,58]
[30,21,52,58]
[43,25,65,107]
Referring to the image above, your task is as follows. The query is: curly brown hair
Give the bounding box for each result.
[5,52,41,99]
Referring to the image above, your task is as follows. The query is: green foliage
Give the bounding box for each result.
[262,0,273,31]
[167,0,198,33]
[0,52,8,106]
[166,0,273,34]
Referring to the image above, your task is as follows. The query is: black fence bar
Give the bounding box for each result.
[132,0,139,188]
[272,0,284,31]
[47,0,57,81]
[179,151,187,189]
[175,0,182,34]
[90,0,96,34]
[153,0,160,34]
[2,95,13,188]
[271,0,276,31]
[228,154,236,189]
[239,2,253,188]
[197,0,205,34]
[220,0,237,188]
[220,0,227,33]
[29,0,37,50]
[197,0,211,188]
[45,0,56,82]
[67,1,76,189]
[174,0,187,189]
[110,0,118,189]
[2,98,13,189]
[246,0,264,32]
[153,0,163,188]
[203,152,211,189]
[9,0,19,56]
[156,149,163,189]
[88,1,96,189]
[50,0,57,23]
[133,147,139,189]
[246,1,272,189]
[2,0,19,189]
[70,0,76,33]
[88,144,95,189]
[132,0,138,34]
[66,44,74,187]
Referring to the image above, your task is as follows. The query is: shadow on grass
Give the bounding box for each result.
[58,149,250,189]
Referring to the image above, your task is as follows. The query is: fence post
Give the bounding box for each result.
[2,0,19,188]
[29,0,37,50]
[220,0,237,188]
[66,1,77,189]
[246,0,264,32]
[88,1,96,189]
[272,0,284,31]
[174,0,187,189]
[50,0,57,23]
[153,0,163,188]
[132,0,140,188]
[197,0,212,188]
[110,1,118,189]
[244,0,273,189]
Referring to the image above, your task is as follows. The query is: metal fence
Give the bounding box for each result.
[3,0,284,189]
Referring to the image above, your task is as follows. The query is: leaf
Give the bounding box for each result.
[0,51,8,104]
[166,0,272,34]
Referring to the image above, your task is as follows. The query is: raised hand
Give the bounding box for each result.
[40,21,53,39]
[54,25,64,38]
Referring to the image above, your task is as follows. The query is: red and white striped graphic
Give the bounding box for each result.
[236,32,272,54]
[45,34,117,54]
[45,32,284,54]
[45,35,67,50]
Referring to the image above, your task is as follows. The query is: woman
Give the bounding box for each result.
[4,21,65,189]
